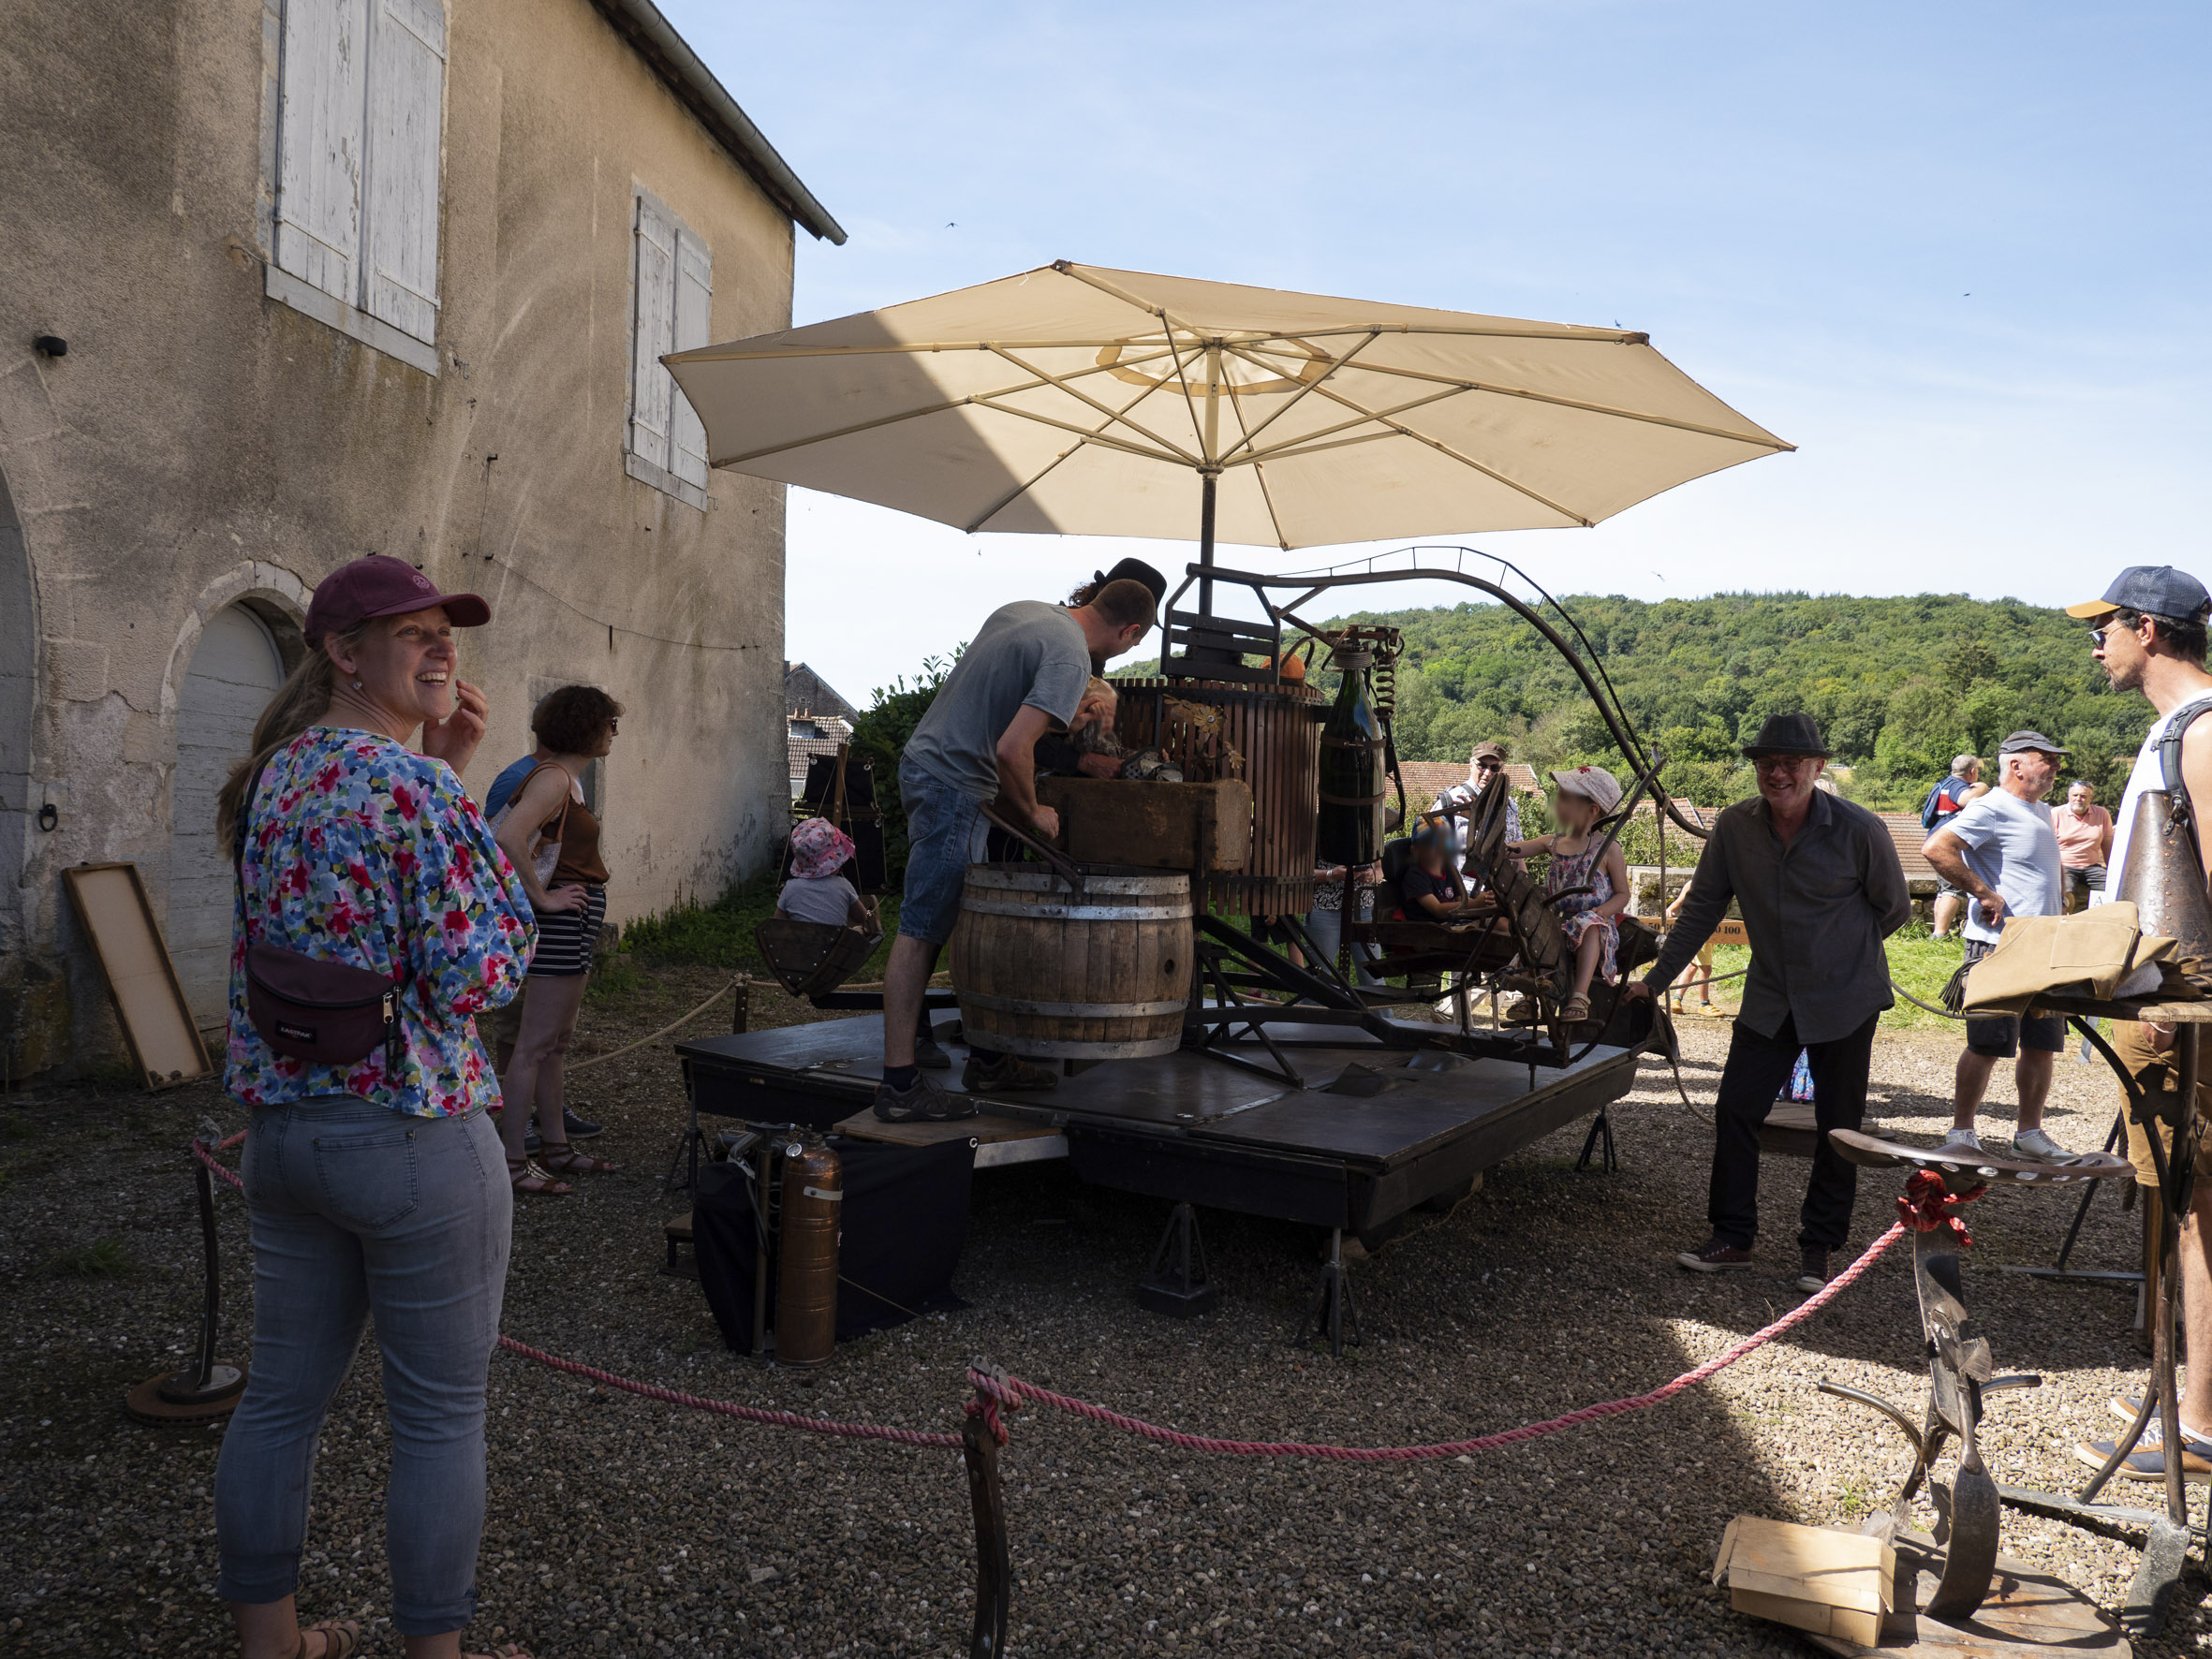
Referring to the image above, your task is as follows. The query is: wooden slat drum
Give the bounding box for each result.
[950,863,1192,1059]
[1111,677,1323,918]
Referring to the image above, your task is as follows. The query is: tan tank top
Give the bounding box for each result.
[521,761,610,887]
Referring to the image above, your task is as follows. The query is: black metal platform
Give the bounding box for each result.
[677,1015,1640,1236]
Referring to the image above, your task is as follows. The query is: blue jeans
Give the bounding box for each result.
[898,770,989,945]
[1303,892,1383,988]
[214,1095,511,1635]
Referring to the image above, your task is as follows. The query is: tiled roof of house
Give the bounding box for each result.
[785,662,856,722]
[1877,812,1938,880]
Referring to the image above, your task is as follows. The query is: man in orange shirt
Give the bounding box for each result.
[2050,777,2115,913]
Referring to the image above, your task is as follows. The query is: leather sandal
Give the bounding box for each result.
[508,1155,571,1196]
[296,1622,361,1659]
[1562,993,1592,1023]
[538,1144,616,1175]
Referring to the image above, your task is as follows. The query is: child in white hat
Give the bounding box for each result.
[1506,765,1629,1023]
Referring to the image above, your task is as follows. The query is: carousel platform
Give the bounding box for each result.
[676,1013,1641,1237]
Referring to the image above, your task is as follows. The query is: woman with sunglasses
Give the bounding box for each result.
[494,684,624,1193]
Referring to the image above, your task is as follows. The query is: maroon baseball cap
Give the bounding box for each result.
[304,555,491,644]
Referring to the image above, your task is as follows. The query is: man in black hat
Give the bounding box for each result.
[1626,713,1911,1292]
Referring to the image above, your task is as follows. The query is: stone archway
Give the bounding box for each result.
[160,564,309,1030]
[0,462,43,1075]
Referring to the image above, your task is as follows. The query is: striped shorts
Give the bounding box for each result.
[528,884,606,977]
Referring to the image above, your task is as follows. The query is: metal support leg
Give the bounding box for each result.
[1137,1202,1217,1316]
[1295,1228,1361,1358]
[1574,1108,1617,1174]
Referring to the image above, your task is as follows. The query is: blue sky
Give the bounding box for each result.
[659,0,2209,705]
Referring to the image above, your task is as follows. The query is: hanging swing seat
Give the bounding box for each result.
[753,920,880,999]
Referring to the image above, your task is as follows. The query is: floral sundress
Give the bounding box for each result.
[1544,840,1618,982]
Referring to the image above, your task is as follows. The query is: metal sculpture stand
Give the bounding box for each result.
[1296,1228,1361,1358]
[126,1155,248,1422]
[1822,1129,2132,1653]
[1994,1003,2209,1639]
[1137,1201,1217,1316]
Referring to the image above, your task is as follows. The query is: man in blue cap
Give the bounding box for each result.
[2064,567,2212,1481]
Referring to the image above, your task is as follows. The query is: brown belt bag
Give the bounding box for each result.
[234,760,405,1071]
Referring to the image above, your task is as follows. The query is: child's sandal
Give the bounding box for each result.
[1561,994,1592,1023]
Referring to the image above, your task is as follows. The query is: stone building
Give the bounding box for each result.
[0,0,843,1073]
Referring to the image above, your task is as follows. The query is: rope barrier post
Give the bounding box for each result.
[964,1365,1013,1659]
[128,1141,248,1422]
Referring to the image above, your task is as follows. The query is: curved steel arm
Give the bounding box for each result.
[1199,559,1712,844]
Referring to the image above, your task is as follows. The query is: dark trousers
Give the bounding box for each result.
[1708,1012,1880,1252]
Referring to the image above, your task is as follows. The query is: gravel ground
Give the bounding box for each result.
[7,970,2210,1657]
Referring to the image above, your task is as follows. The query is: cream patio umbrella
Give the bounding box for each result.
[664,261,1792,557]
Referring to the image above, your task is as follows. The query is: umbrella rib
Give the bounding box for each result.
[962,441,1086,534]
[676,338,1196,360]
[1052,262,1214,464]
[964,398,1187,465]
[1293,355,1795,450]
[1218,377,1290,550]
[1213,370,1478,464]
[710,347,1188,466]
[984,345,1201,466]
[1213,331,1382,464]
[1219,345,1593,526]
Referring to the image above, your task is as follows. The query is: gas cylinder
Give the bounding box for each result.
[1316,648,1383,868]
[2113,790,2212,963]
[774,1138,841,1367]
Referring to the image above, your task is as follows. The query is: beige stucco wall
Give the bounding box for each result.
[0,0,799,1072]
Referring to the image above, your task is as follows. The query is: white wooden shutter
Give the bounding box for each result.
[361,0,446,344]
[629,198,676,468]
[275,0,369,302]
[670,228,714,490]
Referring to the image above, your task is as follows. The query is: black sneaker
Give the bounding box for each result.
[913,1033,952,1071]
[564,1108,603,1140]
[1675,1236,1754,1272]
[1796,1247,1831,1294]
[872,1071,977,1123]
[964,1053,1058,1093]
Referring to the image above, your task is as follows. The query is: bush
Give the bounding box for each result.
[43,1237,134,1278]
[848,652,958,890]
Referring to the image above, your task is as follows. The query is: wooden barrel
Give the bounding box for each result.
[949,863,1192,1058]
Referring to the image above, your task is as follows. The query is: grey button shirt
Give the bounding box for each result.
[1645,789,1912,1045]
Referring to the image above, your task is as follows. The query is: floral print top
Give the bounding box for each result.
[226,727,536,1118]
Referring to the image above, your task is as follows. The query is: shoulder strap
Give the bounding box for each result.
[2159,700,2212,832]
[233,758,269,888]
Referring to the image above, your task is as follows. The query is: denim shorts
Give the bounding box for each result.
[898,770,990,945]
[1961,939,2066,1058]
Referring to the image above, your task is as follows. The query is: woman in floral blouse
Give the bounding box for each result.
[212,556,535,1659]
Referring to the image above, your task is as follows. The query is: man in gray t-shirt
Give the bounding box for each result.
[875,579,1157,1123]
[904,601,1094,804]
[1923,730,2072,1161]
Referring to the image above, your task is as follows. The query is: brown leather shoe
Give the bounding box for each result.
[1675,1236,1753,1271]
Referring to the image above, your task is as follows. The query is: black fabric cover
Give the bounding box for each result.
[692,1136,974,1356]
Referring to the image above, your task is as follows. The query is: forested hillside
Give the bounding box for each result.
[1290,593,2147,810]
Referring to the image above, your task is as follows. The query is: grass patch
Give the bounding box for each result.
[624,879,903,980]
[1,1112,37,1141]
[583,953,647,1004]
[42,1237,136,1278]
[1702,924,1962,1034]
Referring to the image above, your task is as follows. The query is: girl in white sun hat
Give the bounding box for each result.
[1506,764,1630,1023]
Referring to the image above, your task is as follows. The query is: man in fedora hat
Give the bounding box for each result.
[2063,566,2212,1481]
[1626,713,1911,1293]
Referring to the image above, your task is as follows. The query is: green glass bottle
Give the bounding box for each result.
[1316,649,1382,868]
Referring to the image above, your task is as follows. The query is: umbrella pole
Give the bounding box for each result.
[1198,470,1217,615]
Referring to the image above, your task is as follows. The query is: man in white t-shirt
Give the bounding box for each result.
[2063,565,2212,1483]
[1923,731,2071,1160]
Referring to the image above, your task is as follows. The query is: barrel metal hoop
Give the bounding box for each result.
[958,899,1193,921]
[964,868,1189,896]
[957,991,1189,1018]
